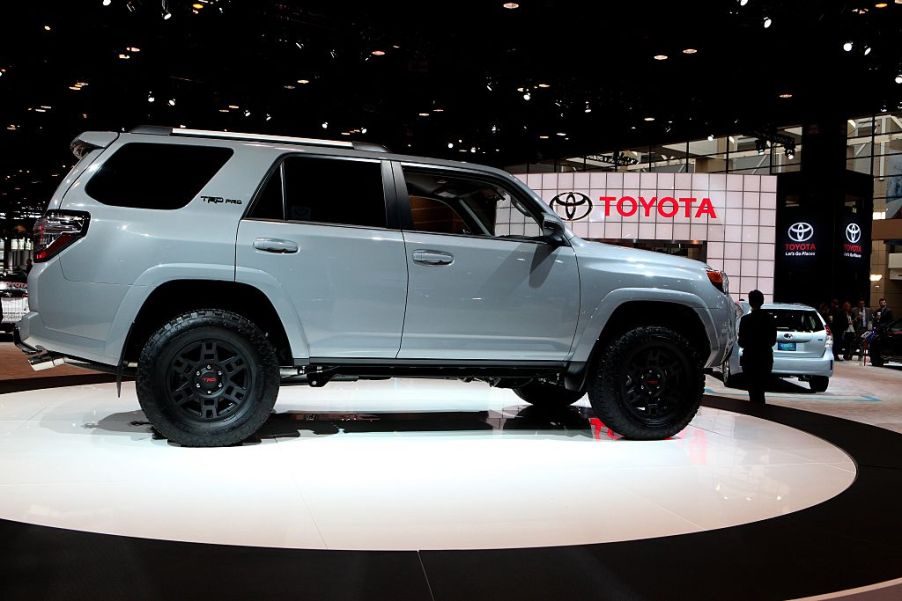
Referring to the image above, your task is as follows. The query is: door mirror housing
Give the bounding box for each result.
[541,216,566,245]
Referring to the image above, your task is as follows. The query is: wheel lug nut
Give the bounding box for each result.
[195,383,201,388]
[196,371,200,376]
[217,371,222,376]
[218,383,222,388]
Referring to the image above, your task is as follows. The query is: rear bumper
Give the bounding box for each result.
[731,348,833,378]
[13,323,39,354]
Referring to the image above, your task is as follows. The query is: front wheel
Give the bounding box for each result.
[809,376,829,393]
[588,326,704,440]
[136,309,280,447]
[513,380,584,409]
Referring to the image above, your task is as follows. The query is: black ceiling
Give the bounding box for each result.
[1,0,901,216]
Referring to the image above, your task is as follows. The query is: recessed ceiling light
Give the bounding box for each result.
[556,132,566,136]
[778,92,793,98]
[192,2,204,9]
[218,109,229,113]
[653,54,668,60]
[643,116,655,122]
[418,112,430,117]
[522,92,531,100]
[874,2,888,7]
[895,73,902,84]
[297,79,310,84]
[127,46,141,53]
[43,25,51,31]
[502,2,520,9]
[68,86,81,91]
[843,41,853,51]
[763,16,772,28]
[167,98,176,106]
[537,82,550,88]
[432,107,444,112]
[682,48,698,54]
[227,104,239,109]
[864,45,872,55]
[539,135,549,139]
[707,134,715,141]
[283,84,295,89]
[321,121,329,129]
[117,53,130,60]
[371,49,386,56]
[852,7,869,13]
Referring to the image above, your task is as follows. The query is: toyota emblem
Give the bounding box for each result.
[845,223,861,244]
[549,192,593,221]
[787,222,814,243]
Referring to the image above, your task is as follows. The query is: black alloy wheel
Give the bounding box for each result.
[588,326,704,440]
[136,309,280,447]
[166,339,254,422]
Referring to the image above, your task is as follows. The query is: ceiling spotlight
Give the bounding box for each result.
[874,2,888,7]
[117,53,130,60]
[556,132,566,137]
[522,92,531,101]
[682,48,698,54]
[584,102,592,113]
[127,46,141,53]
[103,0,112,5]
[895,73,902,84]
[739,0,748,5]
[491,124,498,133]
[539,135,549,139]
[785,145,795,160]
[371,49,385,56]
[167,98,175,106]
[470,146,476,153]
[227,104,239,109]
[843,41,853,52]
[864,45,872,56]
[43,25,51,31]
[418,112,430,117]
[763,16,772,28]
[361,127,367,134]
[653,54,668,61]
[192,2,204,9]
[707,134,715,141]
[537,82,551,88]
[243,109,251,117]
[502,2,520,8]
[297,79,310,84]
[852,7,869,13]
[486,82,493,92]
[447,142,454,149]
[643,116,655,122]
[432,107,444,113]
[162,0,172,20]
[147,92,155,102]
[283,84,295,90]
[778,92,793,98]
[321,121,328,129]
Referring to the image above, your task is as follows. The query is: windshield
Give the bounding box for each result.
[766,309,824,332]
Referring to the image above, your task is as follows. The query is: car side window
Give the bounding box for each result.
[248,155,387,228]
[402,168,544,239]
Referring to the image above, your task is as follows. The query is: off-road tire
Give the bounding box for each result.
[588,326,704,440]
[513,380,584,408]
[136,309,280,447]
[809,376,829,393]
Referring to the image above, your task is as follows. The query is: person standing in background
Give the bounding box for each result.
[875,298,894,327]
[830,299,845,361]
[841,302,856,361]
[738,290,777,404]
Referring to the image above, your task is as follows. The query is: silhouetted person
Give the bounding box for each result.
[738,290,777,404]
[875,298,893,326]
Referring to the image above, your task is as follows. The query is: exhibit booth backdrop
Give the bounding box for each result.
[514,172,778,302]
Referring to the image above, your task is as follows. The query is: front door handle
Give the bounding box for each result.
[254,238,299,254]
[412,249,454,266]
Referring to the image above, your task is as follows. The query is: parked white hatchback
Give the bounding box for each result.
[722,302,834,392]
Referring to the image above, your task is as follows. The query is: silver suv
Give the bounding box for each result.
[15,127,736,446]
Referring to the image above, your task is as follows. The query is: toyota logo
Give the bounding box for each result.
[845,223,861,244]
[787,222,814,243]
[549,192,593,221]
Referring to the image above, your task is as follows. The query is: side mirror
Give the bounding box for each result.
[541,216,566,244]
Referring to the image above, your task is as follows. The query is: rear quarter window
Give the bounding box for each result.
[85,143,233,209]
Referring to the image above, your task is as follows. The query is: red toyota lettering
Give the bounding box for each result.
[638,196,657,217]
[600,196,617,217]
[658,197,678,218]
[618,196,638,217]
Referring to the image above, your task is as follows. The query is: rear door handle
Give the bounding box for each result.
[412,249,454,266]
[254,238,299,254]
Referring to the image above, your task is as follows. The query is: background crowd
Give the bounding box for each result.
[818,298,894,362]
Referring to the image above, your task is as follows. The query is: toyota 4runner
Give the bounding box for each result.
[15,127,736,446]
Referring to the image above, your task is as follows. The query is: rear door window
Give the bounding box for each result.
[86,143,233,209]
[767,309,824,332]
[247,155,387,228]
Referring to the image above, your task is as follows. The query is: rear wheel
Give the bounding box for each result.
[513,380,584,408]
[809,376,829,393]
[136,309,280,447]
[588,326,704,440]
[721,358,740,388]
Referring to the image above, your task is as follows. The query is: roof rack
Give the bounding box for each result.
[128,126,389,152]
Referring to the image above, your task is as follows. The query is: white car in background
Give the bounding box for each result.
[0,270,29,333]
[722,302,833,393]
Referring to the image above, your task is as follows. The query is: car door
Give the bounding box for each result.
[393,163,580,361]
[236,154,408,360]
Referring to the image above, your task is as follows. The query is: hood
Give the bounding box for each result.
[569,236,711,273]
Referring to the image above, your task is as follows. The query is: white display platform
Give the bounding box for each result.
[0,379,855,551]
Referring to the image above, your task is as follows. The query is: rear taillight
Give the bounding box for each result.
[706,269,729,294]
[825,324,833,348]
[33,211,90,263]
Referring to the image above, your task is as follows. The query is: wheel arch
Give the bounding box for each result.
[122,280,294,365]
[565,297,712,392]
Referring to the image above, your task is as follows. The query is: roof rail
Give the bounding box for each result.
[128,126,389,152]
